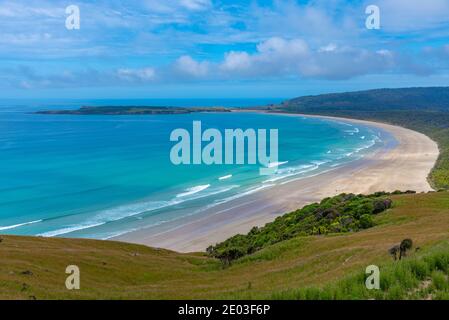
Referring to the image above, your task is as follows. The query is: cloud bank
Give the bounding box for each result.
[0,0,448,93]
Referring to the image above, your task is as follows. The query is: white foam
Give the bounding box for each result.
[266,161,289,168]
[311,160,330,166]
[37,200,180,238]
[100,186,241,240]
[0,219,42,231]
[91,200,179,222]
[176,184,211,198]
[333,121,354,127]
[100,228,140,240]
[196,185,239,198]
[38,222,105,237]
[344,127,360,136]
[218,174,232,181]
[229,184,275,199]
[36,184,241,238]
[262,164,319,183]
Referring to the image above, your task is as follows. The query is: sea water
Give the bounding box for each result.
[0,99,394,239]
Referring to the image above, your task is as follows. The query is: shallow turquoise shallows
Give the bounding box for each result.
[0,100,393,239]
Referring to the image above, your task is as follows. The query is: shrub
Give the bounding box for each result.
[208,193,394,262]
[431,271,448,291]
[409,259,430,280]
[359,214,374,229]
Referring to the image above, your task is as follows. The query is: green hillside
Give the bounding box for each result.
[278,87,449,112]
[1,191,449,300]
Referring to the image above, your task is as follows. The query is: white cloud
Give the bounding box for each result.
[4,36,421,90]
[117,68,156,81]
[319,43,337,53]
[0,33,52,45]
[19,80,33,89]
[221,51,252,71]
[215,37,399,80]
[373,0,449,32]
[256,37,309,56]
[1,0,447,91]
[218,37,310,77]
[175,55,209,77]
[144,0,211,13]
[180,0,211,11]
[246,1,360,45]
[0,1,63,18]
[376,49,393,57]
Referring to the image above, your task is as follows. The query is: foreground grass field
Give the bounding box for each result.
[1,191,449,300]
[268,241,449,300]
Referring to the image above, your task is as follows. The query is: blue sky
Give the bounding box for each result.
[1,0,449,99]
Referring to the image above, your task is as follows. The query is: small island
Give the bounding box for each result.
[35,106,232,115]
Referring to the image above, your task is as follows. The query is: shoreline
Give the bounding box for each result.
[116,113,439,253]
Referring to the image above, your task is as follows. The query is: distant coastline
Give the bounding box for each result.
[35,105,233,115]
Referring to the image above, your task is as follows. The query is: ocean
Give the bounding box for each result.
[0,99,393,239]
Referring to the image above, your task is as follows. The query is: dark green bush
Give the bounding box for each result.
[208,192,395,262]
[359,214,374,229]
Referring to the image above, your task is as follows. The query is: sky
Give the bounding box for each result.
[1,0,449,99]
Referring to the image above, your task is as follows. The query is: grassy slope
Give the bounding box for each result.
[1,191,449,300]
[267,241,449,300]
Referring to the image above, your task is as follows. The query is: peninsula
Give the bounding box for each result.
[35,106,232,115]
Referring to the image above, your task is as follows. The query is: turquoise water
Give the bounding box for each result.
[0,100,392,239]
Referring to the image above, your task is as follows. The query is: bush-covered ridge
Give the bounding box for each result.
[270,87,449,189]
[207,192,398,263]
[277,87,449,112]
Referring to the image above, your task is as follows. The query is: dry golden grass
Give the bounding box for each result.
[1,191,449,300]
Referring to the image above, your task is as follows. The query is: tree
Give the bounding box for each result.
[372,199,392,214]
[217,247,245,266]
[399,239,413,260]
[389,245,400,261]
[389,239,414,261]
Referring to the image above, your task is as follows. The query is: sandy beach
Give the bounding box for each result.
[116,113,439,253]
